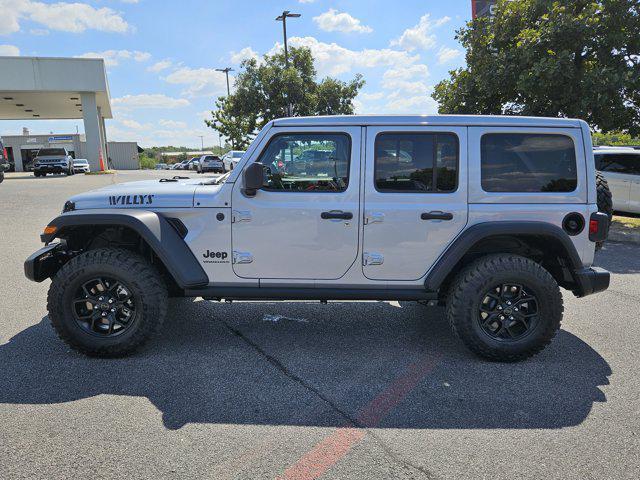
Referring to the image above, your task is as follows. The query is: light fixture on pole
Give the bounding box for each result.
[275,10,300,116]
[215,67,234,96]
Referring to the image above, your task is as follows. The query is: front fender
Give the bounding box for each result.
[39,209,208,289]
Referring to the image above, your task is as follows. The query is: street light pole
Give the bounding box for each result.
[215,67,234,96]
[276,10,300,116]
[198,135,204,152]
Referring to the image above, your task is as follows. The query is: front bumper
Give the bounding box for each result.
[34,165,68,173]
[24,243,67,282]
[573,266,610,298]
[73,167,89,173]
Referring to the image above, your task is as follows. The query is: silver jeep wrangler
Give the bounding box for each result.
[25,115,610,361]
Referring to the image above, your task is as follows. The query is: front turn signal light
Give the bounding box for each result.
[43,225,57,235]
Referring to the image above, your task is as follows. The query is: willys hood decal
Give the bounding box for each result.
[68,178,222,209]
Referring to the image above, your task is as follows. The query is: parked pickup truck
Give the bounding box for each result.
[25,115,611,361]
[32,147,74,177]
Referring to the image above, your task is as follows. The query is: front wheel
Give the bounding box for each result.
[47,248,168,357]
[446,254,563,362]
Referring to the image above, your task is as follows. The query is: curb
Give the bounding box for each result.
[607,223,640,245]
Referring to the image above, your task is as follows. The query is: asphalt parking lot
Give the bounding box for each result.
[0,170,638,480]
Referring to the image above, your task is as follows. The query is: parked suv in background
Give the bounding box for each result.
[72,159,91,174]
[221,150,245,171]
[32,147,74,177]
[594,146,640,214]
[25,115,610,362]
[0,137,9,184]
[197,155,224,173]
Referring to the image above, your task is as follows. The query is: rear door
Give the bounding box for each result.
[362,126,468,281]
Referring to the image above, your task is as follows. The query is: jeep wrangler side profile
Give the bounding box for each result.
[24,115,610,361]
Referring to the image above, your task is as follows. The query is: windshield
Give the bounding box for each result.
[74,160,88,165]
[37,148,66,156]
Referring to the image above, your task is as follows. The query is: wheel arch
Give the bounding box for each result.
[425,222,584,295]
[42,209,208,289]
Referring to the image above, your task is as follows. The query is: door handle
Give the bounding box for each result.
[421,211,453,221]
[321,210,353,220]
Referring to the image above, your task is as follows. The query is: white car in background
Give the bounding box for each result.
[221,150,245,171]
[594,146,640,214]
[72,159,91,174]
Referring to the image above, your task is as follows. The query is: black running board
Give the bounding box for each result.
[184,287,438,302]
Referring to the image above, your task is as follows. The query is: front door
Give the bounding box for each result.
[362,126,468,281]
[231,127,361,280]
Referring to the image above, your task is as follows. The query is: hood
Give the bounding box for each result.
[68,177,215,210]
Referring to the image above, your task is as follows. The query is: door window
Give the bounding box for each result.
[374,133,458,192]
[595,154,640,175]
[481,133,577,192]
[256,133,351,192]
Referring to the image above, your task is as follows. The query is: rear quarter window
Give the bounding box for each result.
[481,133,577,193]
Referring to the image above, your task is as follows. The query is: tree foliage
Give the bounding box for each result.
[205,47,365,149]
[433,0,640,134]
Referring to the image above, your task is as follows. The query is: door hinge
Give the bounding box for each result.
[232,251,254,264]
[232,210,252,223]
[363,252,384,266]
[364,212,384,225]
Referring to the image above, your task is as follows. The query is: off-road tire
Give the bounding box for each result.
[446,254,563,362]
[47,248,168,357]
[595,171,613,250]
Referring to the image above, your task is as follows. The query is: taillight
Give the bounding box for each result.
[2,147,7,159]
[589,219,599,235]
[277,161,284,168]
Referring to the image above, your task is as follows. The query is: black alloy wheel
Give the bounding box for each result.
[72,277,138,337]
[478,283,539,341]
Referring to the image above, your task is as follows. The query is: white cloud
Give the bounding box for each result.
[359,92,385,101]
[282,36,419,77]
[164,67,229,97]
[313,9,372,34]
[385,91,438,114]
[75,49,151,67]
[0,44,20,56]
[298,0,316,3]
[29,28,48,35]
[230,47,259,65]
[390,14,449,52]
[383,64,430,81]
[437,46,463,64]
[147,59,172,72]
[120,118,146,130]
[159,119,188,129]
[0,0,130,35]
[112,94,190,109]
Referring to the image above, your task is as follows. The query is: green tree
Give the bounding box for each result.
[433,0,640,134]
[205,47,365,147]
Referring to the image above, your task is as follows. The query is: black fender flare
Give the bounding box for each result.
[42,209,208,289]
[424,221,583,291]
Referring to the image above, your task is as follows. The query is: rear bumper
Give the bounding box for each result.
[573,266,610,298]
[24,243,66,282]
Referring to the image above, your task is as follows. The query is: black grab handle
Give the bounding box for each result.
[321,211,353,220]
[421,211,453,221]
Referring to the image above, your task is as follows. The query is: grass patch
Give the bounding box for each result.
[85,170,116,175]
[612,215,640,229]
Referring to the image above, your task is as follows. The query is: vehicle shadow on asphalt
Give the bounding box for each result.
[0,300,611,431]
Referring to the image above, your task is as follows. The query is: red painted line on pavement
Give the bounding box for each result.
[277,353,442,480]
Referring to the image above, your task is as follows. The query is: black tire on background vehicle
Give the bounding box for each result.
[47,248,168,357]
[0,171,4,183]
[595,171,613,250]
[446,254,563,362]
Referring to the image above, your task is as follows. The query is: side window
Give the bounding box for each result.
[598,154,640,175]
[256,133,351,192]
[481,133,577,193]
[374,133,458,192]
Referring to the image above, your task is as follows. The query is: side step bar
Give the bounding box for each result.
[183,287,438,302]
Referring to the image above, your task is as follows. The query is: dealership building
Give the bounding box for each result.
[0,56,140,171]
[0,133,141,171]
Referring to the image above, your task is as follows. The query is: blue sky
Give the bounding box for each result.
[0,0,471,148]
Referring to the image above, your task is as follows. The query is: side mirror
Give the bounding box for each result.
[242,162,265,197]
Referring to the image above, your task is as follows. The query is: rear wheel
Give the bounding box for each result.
[446,254,563,362]
[47,248,168,357]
